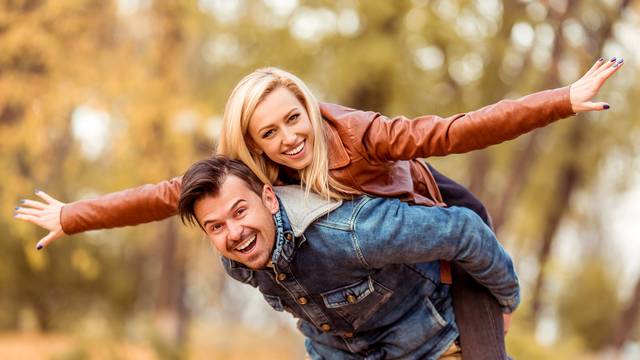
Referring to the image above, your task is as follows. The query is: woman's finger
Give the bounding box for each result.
[593,60,623,90]
[36,230,63,250]
[583,57,606,77]
[35,190,60,205]
[586,101,610,111]
[593,57,618,76]
[575,101,610,112]
[14,213,42,225]
[19,199,47,210]
[15,207,42,217]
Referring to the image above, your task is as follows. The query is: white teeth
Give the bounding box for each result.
[235,235,256,251]
[285,142,304,156]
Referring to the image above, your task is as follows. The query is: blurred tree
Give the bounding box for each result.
[557,258,622,350]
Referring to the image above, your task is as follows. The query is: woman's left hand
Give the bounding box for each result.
[570,57,624,113]
[14,190,67,250]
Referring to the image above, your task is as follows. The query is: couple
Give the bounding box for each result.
[16,57,623,359]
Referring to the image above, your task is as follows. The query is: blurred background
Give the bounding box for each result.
[1,0,639,359]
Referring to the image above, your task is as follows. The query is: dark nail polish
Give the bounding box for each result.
[617,58,624,64]
[598,57,604,62]
[36,244,43,250]
[20,199,25,204]
[603,104,610,110]
[610,57,616,62]
[15,206,20,210]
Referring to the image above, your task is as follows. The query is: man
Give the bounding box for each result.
[178,156,519,360]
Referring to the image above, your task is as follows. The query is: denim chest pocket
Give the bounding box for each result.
[321,276,393,329]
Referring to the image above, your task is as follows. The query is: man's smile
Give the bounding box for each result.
[234,233,258,254]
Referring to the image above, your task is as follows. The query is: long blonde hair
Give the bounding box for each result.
[216,67,356,200]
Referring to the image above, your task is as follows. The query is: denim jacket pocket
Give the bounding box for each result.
[263,294,285,312]
[423,296,448,328]
[321,276,393,329]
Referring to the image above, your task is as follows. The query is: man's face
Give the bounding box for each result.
[194,175,279,269]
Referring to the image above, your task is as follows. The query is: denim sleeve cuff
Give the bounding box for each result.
[499,293,521,314]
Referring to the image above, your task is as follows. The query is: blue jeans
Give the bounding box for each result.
[429,164,508,360]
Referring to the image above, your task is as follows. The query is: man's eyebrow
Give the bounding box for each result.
[202,199,246,228]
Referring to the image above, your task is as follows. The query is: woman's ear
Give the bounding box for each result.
[245,136,263,155]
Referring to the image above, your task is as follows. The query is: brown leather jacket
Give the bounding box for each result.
[61,86,574,235]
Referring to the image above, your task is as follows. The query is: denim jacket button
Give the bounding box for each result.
[343,332,354,338]
[285,233,293,241]
[321,323,331,332]
[277,273,287,281]
[346,294,357,304]
[297,296,308,305]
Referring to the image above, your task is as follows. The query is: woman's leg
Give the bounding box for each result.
[427,163,508,360]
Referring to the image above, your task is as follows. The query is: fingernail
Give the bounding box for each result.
[15,206,20,210]
[603,104,610,110]
[36,244,43,250]
[34,189,41,194]
[19,199,25,204]
[610,57,616,62]
[617,58,624,64]
[598,57,604,62]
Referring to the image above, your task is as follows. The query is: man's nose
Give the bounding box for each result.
[227,222,243,241]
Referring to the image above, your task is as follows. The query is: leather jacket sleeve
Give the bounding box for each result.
[356,86,574,162]
[60,177,182,234]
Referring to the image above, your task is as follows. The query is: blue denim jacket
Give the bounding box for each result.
[222,187,519,359]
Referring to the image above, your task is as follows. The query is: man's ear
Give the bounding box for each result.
[261,184,279,214]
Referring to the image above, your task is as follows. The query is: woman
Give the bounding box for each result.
[16,57,623,358]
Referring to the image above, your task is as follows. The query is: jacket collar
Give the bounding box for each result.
[274,186,342,237]
[321,113,350,170]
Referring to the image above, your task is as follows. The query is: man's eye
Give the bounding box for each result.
[210,224,223,232]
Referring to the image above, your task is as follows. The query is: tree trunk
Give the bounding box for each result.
[490,0,572,234]
[530,157,580,321]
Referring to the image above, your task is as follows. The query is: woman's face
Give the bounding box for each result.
[247,87,315,170]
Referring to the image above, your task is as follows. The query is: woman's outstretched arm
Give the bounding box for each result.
[345,57,624,161]
[15,177,183,249]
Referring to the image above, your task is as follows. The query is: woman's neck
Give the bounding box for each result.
[278,166,301,185]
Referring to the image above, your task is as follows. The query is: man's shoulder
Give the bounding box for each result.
[274,186,343,236]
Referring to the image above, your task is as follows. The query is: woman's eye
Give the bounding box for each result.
[236,208,246,216]
[262,129,274,139]
[210,224,223,232]
[288,114,299,122]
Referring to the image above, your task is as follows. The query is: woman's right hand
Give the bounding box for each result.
[15,190,67,250]
[569,57,624,113]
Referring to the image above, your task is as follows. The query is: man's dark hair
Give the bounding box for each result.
[178,156,266,228]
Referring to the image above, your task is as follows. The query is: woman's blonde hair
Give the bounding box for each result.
[216,67,356,200]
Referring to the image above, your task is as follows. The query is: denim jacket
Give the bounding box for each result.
[222,186,519,360]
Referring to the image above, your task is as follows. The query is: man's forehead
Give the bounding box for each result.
[194,176,260,218]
